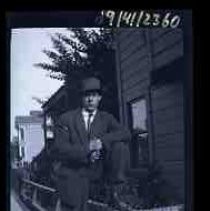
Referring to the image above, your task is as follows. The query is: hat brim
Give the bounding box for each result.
[80,89,102,95]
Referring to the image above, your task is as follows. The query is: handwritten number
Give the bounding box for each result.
[143,13,151,26]
[105,10,116,26]
[116,11,123,27]
[162,13,171,28]
[152,13,160,26]
[170,15,181,28]
[121,12,132,25]
[101,10,181,28]
[136,11,144,27]
[130,12,137,26]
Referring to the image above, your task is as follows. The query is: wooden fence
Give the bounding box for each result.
[16,178,184,211]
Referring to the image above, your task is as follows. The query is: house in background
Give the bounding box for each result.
[10,136,20,168]
[41,85,79,150]
[15,110,45,164]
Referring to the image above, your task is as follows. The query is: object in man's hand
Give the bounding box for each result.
[90,150,101,163]
[89,138,102,151]
[89,138,103,163]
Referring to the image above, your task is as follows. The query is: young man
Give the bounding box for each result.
[52,77,131,211]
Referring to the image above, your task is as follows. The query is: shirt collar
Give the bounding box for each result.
[82,108,97,117]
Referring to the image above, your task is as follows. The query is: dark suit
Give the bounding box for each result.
[51,108,131,211]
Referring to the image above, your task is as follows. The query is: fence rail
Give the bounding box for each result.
[22,179,56,193]
[14,177,184,211]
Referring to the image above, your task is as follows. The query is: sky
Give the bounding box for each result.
[10,28,71,141]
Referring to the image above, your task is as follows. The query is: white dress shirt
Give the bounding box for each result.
[82,109,97,131]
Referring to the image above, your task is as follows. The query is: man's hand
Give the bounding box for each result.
[89,138,103,151]
[90,150,101,163]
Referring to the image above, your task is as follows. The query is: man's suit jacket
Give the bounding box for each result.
[51,108,131,206]
[52,108,131,166]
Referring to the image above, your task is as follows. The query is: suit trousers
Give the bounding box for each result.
[58,141,130,211]
[56,174,89,211]
[89,141,130,184]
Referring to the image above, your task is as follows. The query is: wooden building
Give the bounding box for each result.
[114,26,192,202]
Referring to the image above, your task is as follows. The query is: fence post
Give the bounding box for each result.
[55,198,61,211]
[32,188,38,204]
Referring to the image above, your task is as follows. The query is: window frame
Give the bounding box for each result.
[127,95,151,168]
[20,127,24,141]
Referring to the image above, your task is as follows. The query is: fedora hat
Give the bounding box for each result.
[80,77,102,94]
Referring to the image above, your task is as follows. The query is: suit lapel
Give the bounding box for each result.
[90,111,102,137]
[74,109,103,152]
[75,109,89,150]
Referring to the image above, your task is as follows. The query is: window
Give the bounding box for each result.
[20,128,24,141]
[21,147,25,158]
[47,131,54,139]
[129,98,149,167]
[46,115,54,139]
[131,99,147,132]
[46,116,53,127]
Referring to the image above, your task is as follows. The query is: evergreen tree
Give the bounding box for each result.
[35,28,119,117]
[35,28,113,84]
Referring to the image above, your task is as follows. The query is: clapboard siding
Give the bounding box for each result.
[152,84,183,111]
[117,29,150,108]
[154,117,184,135]
[152,83,182,99]
[153,114,184,134]
[151,28,174,40]
[161,161,184,181]
[155,135,184,161]
[152,29,183,55]
[162,163,185,181]
[155,147,184,162]
[121,55,149,80]
[121,47,148,72]
[153,105,183,124]
[152,83,184,164]
[155,132,184,146]
[120,42,144,62]
[123,79,149,102]
[118,28,142,42]
[122,70,149,92]
[153,40,183,70]
[152,94,183,112]
[116,28,150,126]
[155,147,184,161]
[119,30,146,53]
[161,161,184,176]
[163,170,184,184]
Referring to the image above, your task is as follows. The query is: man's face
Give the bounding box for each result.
[82,91,102,112]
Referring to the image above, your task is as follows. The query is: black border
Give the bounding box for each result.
[3,8,198,211]
[193,8,206,211]
[183,10,193,211]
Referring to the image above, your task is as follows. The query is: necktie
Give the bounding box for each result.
[87,112,93,140]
